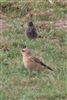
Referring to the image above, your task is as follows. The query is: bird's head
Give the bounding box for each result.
[28,21,34,27]
[21,48,32,56]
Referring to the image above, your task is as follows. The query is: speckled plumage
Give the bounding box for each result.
[26,22,37,39]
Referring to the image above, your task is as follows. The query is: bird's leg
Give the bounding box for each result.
[28,70,33,77]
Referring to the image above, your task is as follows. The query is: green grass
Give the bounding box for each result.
[0,0,67,100]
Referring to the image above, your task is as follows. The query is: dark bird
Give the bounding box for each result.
[26,21,37,39]
[26,21,43,39]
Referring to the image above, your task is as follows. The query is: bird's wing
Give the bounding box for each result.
[32,57,53,71]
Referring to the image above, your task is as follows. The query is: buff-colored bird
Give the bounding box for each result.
[21,48,53,73]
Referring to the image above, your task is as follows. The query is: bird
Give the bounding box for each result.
[26,21,37,39]
[26,21,43,39]
[21,48,53,73]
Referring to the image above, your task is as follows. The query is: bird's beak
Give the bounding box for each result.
[22,49,25,52]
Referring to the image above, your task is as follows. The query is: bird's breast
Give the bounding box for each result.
[23,56,29,69]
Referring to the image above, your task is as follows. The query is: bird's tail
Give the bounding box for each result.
[40,61,53,71]
[46,65,53,71]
